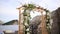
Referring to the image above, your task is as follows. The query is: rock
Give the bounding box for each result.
[51,7,60,34]
[29,15,41,34]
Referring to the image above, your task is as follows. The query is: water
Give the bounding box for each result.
[0,25,18,31]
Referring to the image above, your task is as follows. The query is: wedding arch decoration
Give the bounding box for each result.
[17,3,50,34]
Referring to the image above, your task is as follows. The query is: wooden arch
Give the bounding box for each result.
[17,4,48,34]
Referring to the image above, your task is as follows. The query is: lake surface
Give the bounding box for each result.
[0,25,18,31]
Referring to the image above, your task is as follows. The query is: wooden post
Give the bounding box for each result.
[18,8,23,34]
[40,9,48,34]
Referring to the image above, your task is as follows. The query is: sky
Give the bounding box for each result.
[0,0,60,22]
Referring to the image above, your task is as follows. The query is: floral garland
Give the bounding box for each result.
[23,4,36,34]
[46,10,51,34]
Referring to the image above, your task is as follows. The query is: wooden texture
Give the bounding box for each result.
[40,11,48,34]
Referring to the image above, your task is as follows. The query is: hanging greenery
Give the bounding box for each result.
[46,10,51,34]
[22,4,36,10]
[23,4,36,34]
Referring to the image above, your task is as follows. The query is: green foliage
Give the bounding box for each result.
[23,4,36,34]
[22,4,36,10]
[23,9,28,16]
[46,10,51,34]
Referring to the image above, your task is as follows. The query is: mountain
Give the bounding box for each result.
[2,20,18,25]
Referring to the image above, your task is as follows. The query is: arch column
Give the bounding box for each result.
[39,9,48,34]
[17,8,24,34]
